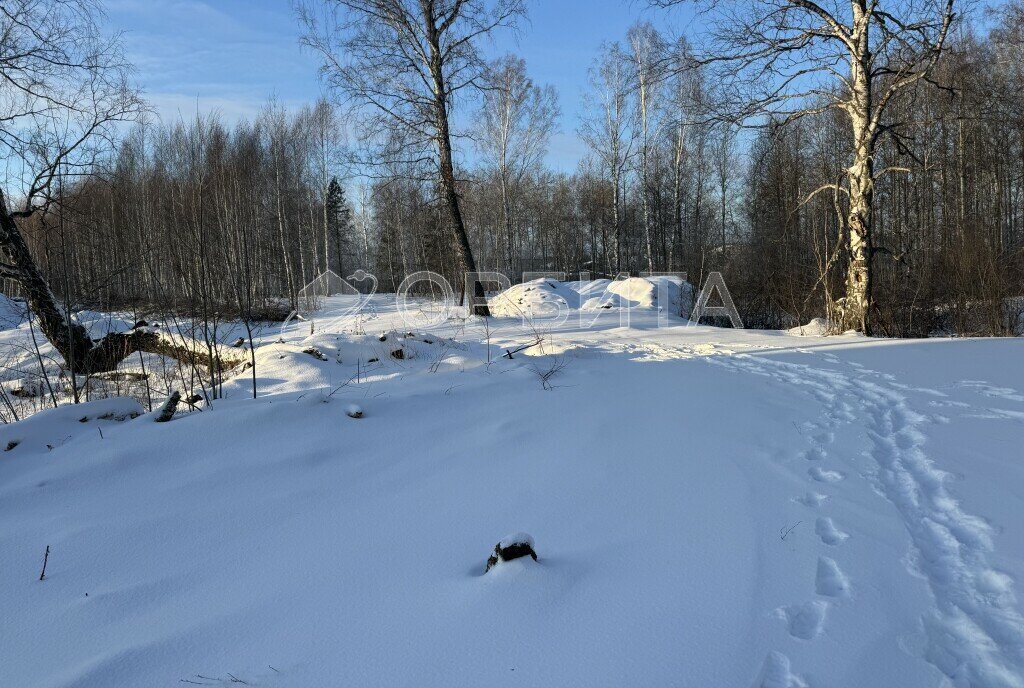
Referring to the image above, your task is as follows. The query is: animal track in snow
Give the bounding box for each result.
[929,399,971,409]
[794,491,829,508]
[813,430,834,444]
[956,380,1024,403]
[816,556,850,597]
[781,600,828,640]
[713,351,1024,684]
[801,446,826,461]
[975,569,1018,607]
[754,651,807,688]
[968,408,1024,422]
[809,466,844,483]
[816,517,849,546]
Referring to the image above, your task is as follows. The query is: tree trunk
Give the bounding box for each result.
[638,76,655,274]
[323,185,332,274]
[0,197,91,373]
[611,169,621,273]
[845,161,873,333]
[274,164,296,307]
[423,5,489,316]
[672,124,685,271]
[501,172,515,278]
[843,19,874,334]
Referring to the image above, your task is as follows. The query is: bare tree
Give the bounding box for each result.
[650,0,956,333]
[627,22,667,273]
[0,0,207,376]
[306,99,348,274]
[579,42,636,273]
[298,0,526,314]
[666,36,704,272]
[713,122,737,255]
[475,55,560,279]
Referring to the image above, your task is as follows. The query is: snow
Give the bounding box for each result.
[579,275,693,316]
[0,293,26,330]
[1,289,1023,687]
[0,396,143,455]
[787,317,831,336]
[492,276,693,322]
[490,278,581,318]
[602,274,690,312]
[498,532,535,549]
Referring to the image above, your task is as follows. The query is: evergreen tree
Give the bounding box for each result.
[326,177,353,276]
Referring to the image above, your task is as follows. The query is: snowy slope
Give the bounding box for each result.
[1,297,1023,688]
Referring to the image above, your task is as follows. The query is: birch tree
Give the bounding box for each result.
[307,99,346,274]
[650,0,956,333]
[666,36,703,272]
[475,55,559,277]
[626,22,667,273]
[297,0,526,314]
[713,122,737,254]
[579,42,636,273]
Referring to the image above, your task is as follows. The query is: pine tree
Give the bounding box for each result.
[326,177,352,276]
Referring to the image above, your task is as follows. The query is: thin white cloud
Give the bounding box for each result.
[146,91,310,125]
[106,0,323,124]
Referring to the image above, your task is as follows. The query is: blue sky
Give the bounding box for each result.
[104,0,690,171]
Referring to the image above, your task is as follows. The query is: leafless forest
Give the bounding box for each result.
[3,0,1024,349]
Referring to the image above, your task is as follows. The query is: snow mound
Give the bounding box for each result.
[0,397,144,455]
[580,276,693,316]
[572,278,612,300]
[788,318,831,337]
[606,277,663,308]
[493,277,694,319]
[490,278,580,318]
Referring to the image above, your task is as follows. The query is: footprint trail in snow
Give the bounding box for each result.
[708,350,1024,687]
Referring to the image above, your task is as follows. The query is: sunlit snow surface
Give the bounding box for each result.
[1,285,1023,688]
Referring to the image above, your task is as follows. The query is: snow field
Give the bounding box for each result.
[0,288,1023,687]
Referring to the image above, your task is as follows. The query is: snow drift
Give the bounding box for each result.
[494,277,694,321]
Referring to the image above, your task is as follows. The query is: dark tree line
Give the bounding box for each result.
[24,103,361,317]
[5,0,1024,346]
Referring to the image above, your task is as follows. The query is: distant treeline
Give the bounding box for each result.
[15,7,1024,336]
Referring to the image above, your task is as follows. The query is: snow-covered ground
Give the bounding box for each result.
[2,280,1023,687]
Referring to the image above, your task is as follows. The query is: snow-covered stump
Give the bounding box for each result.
[485,533,537,573]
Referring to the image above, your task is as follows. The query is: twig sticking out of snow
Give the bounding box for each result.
[504,338,543,359]
[530,357,568,390]
[39,545,49,581]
